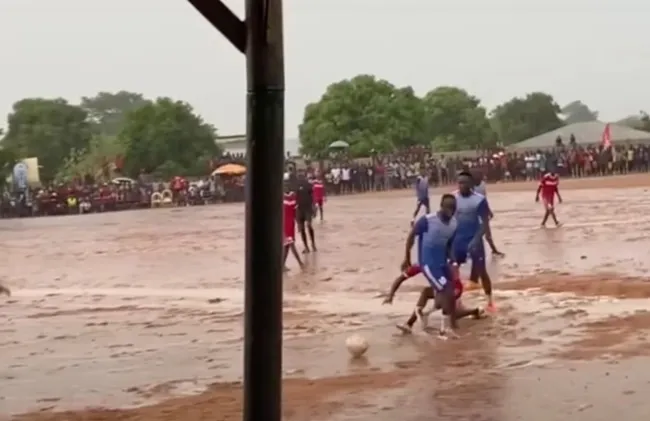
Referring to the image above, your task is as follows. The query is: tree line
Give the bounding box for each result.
[0,91,222,186]
[298,74,650,157]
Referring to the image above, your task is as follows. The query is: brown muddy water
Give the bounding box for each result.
[3,174,650,421]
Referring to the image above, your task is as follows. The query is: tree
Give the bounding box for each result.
[616,112,650,132]
[298,75,426,157]
[81,91,150,136]
[562,101,599,124]
[119,98,220,177]
[490,92,564,146]
[421,86,495,152]
[55,134,127,182]
[2,98,92,182]
[0,146,18,190]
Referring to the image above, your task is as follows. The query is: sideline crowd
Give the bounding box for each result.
[305,143,650,196]
[3,143,649,218]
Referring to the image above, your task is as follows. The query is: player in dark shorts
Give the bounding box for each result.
[295,173,317,253]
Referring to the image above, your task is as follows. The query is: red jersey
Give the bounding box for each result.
[539,173,559,198]
[283,192,297,245]
[312,180,324,204]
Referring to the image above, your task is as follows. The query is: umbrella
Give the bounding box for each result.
[112,177,135,184]
[328,140,349,149]
[212,163,246,176]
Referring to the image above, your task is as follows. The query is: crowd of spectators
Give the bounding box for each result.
[294,143,650,196]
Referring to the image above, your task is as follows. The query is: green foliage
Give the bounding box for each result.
[490,92,564,146]
[55,134,127,182]
[81,91,150,136]
[0,145,18,190]
[298,75,427,157]
[422,86,494,152]
[2,98,92,182]
[562,101,599,124]
[119,97,220,177]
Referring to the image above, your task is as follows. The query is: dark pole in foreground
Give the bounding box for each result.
[186,1,285,421]
[243,1,285,421]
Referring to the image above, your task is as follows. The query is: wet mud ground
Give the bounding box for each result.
[4,174,650,420]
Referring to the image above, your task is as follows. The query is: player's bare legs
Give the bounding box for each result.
[283,242,304,271]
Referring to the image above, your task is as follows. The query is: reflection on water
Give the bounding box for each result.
[4,177,650,419]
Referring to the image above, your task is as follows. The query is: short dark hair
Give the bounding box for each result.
[440,193,456,204]
[458,170,472,178]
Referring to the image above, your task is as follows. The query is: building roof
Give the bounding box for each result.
[509,121,650,150]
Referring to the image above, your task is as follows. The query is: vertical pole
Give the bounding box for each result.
[243,1,284,421]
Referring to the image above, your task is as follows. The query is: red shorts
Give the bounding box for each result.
[314,199,323,207]
[402,265,422,278]
[542,196,555,209]
[283,226,295,246]
[453,280,463,300]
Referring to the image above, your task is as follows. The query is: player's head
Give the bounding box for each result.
[439,193,457,218]
[457,170,473,195]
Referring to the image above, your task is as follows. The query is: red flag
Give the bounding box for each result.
[601,123,612,149]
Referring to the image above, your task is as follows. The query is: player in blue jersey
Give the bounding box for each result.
[471,169,505,258]
[398,194,481,338]
[454,171,496,311]
[411,169,430,224]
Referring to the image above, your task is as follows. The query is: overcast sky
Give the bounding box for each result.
[1,0,648,139]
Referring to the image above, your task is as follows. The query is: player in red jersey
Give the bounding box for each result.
[311,177,325,221]
[283,190,304,270]
[388,264,485,335]
[382,264,422,305]
[535,170,563,227]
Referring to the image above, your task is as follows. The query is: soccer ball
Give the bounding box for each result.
[345,334,369,358]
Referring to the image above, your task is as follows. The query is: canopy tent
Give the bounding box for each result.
[111,177,135,184]
[212,163,246,176]
[328,140,349,149]
[508,121,650,150]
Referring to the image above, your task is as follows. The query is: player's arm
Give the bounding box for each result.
[402,215,427,269]
[555,181,562,203]
[535,179,543,201]
[470,199,489,247]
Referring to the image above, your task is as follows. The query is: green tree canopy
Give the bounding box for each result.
[422,86,494,152]
[562,100,599,124]
[119,98,220,178]
[298,74,426,157]
[81,91,151,136]
[490,92,564,146]
[2,98,92,182]
[55,134,127,182]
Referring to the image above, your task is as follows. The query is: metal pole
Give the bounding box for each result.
[243,3,285,421]
[185,2,284,419]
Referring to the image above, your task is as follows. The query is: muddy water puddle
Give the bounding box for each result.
[4,175,650,419]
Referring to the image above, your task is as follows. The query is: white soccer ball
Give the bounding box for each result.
[345,334,369,358]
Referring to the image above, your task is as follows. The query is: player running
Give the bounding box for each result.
[283,189,304,270]
[411,169,430,223]
[311,176,325,221]
[535,170,562,227]
[398,194,463,337]
[470,170,505,257]
[454,171,496,311]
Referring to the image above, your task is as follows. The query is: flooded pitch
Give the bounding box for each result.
[3,174,650,420]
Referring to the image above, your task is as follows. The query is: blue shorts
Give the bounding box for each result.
[416,197,430,210]
[453,241,486,267]
[421,263,453,293]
